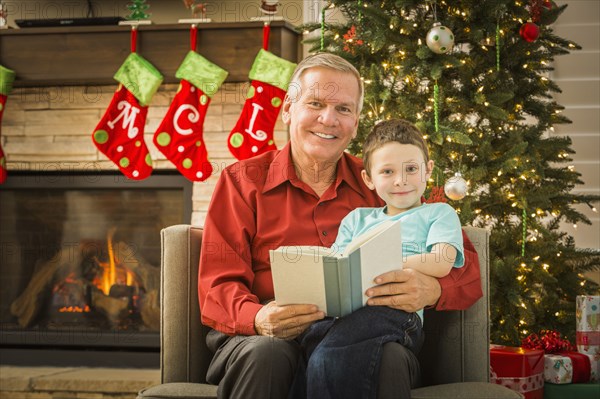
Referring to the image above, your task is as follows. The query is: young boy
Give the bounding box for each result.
[335,118,465,304]
[290,119,465,399]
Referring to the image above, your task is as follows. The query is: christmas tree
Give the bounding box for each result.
[127,0,151,20]
[303,0,600,345]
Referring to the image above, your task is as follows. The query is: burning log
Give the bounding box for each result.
[140,289,160,331]
[10,247,83,328]
[113,241,160,292]
[91,289,130,327]
[9,232,160,330]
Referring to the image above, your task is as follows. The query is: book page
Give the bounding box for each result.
[343,219,395,256]
[270,246,334,312]
[350,220,403,305]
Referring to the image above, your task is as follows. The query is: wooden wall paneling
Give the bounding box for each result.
[0,21,300,87]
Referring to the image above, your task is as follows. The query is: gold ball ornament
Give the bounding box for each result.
[444,172,467,200]
[426,22,455,54]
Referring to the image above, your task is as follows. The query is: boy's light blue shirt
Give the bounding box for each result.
[334,202,465,321]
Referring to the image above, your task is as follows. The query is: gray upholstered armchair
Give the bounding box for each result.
[137,225,522,399]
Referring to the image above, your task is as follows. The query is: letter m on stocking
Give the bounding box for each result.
[92,53,163,180]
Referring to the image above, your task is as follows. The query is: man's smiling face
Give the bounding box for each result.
[282,67,360,166]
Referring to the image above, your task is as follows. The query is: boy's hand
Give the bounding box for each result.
[254,301,325,339]
[365,268,441,312]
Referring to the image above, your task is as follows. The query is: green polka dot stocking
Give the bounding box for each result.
[226,48,295,160]
[153,80,214,181]
[91,51,163,180]
[92,84,153,180]
[152,47,228,182]
[227,80,285,160]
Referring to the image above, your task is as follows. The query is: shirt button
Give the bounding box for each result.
[322,231,328,236]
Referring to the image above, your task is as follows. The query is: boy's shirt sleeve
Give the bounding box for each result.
[425,203,465,267]
[333,209,358,254]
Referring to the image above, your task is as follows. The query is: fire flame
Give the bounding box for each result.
[93,227,139,295]
[55,228,141,315]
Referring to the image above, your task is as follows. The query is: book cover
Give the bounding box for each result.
[270,219,403,317]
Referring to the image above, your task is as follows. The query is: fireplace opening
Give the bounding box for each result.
[0,171,192,367]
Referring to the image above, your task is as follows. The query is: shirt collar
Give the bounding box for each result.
[263,143,366,198]
[263,142,296,194]
[334,151,367,198]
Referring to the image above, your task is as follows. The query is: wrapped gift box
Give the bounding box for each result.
[491,345,545,399]
[544,351,591,384]
[585,352,599,383]
[577,295,600,382]
[576,295,599,358]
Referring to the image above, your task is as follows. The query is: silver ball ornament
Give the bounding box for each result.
[444,172,467,200]
[426,22,455,54]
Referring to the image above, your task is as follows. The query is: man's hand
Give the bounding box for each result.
[254,301,325,339]
[365,268,442,312]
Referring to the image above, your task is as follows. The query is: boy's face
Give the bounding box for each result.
[361,142,434,216]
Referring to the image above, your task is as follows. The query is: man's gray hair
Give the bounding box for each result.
[288,53,364,114]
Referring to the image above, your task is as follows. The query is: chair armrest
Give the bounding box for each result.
[418,227,490,385]
[160,224,210,384]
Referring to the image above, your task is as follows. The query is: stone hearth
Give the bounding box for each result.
[0,365,159,399]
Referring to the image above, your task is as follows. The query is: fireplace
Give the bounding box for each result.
[0,171,192,367]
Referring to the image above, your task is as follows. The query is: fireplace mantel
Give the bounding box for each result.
[0,21,301,87]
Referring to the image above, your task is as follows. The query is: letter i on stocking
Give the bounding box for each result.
[92,27,163,180]
[227,23,297,160]
[153,25,228,181]
[0,65,16,184]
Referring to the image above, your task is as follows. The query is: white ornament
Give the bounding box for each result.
[426,22,455,54]
[444,172,467,200]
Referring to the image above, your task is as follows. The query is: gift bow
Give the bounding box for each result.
[522,329,575,353]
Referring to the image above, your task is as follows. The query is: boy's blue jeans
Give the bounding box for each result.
[289,306,424,399]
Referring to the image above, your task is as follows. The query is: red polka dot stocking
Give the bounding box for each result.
[0,65,16,184]
[93,84,154,180]
[227,33,296,160]
[92,43,163,180]
[153,48,228,181]
[227,79,287,160]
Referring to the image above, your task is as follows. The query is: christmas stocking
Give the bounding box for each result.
[92,52,163,180]
[0,65,16,184]
[227,48,296,160]
[153,50,228,181]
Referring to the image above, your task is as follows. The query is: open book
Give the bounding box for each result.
[270,219,402,317]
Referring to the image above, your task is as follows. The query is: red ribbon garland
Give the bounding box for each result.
[522,329,575,353]
[191,24,198,51]
[263,22,270,51]
[131,26,138,53]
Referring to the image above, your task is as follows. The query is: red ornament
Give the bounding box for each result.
[519,22,539,42]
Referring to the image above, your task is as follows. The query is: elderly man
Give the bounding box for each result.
[199,53,482,398]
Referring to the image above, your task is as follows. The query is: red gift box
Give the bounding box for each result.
[490,345,545,399]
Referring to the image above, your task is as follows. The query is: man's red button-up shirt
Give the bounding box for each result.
[198,143,482,335]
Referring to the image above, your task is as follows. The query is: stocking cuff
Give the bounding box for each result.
[114,53,164,106]
[176,51,228,97]
[249,49,297,92]
[0,65,16,96]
